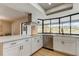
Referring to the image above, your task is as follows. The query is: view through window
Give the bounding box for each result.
[51,19,59,33]
[39,13,79,35]
[44,20,50,33]
[71,15,79,34]
[60,17,70,34]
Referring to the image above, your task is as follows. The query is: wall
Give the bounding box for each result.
[11,15,28,35]
[0,20,12,36]
[2,3,46,22]
[0,4,24,20]
[1,3,47,35]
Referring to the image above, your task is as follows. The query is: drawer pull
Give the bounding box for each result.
[61,41,64,44]
[37,40,39,42]
[25,40,28,42]
[11,42,16,45]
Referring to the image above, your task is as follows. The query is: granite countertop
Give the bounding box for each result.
[0,35,32,43]
[38,33,79,38]
[0,33,79,43]
[0,34,42,43]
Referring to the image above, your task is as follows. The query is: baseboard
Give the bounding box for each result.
[53,50,75,56]
[42,47,75,56]
[43,47,54,51]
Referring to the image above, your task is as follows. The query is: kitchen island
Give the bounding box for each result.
[0,35,43,56]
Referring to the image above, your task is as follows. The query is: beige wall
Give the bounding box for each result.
[11,15,29,35]
[0,20,12,36]
[31,22,38,35]
[0,13,31,36]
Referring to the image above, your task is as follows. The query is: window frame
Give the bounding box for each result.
[50,19,60,34]
[38,12,79,35]
[60,16,71,35]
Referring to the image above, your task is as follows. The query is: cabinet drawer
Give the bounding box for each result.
[3,40,23,48]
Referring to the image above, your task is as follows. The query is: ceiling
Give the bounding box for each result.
[38,3,73,15]
[39,3,64,11]
[0,4,25,21]
[0,3,73,21]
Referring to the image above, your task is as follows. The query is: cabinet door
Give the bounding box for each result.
[76,38,79,55]
[3,45,20,56]
[32,37,38,54]
[21,39,31,56]
[32,36,43,54]
[53,36,63,52]
[63,37,76,55]
[37,36,43,49]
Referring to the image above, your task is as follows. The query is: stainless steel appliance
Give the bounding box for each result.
[21,22,31,36]
[43,35,53,49]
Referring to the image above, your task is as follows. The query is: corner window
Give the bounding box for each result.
[51,19,59,33]
[37,20,42,33]
[60,17,70,34]
[44,20,50,33]
[71,15,79,34]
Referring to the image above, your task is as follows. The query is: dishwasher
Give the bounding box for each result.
[43,35,53,50]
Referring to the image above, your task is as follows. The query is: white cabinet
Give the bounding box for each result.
[53,36,64,52]
[3,38,32,56]
[32,37,38,53]
[53,35,76,55]
[3,40,22,56]
[36,36,43,50]
[62,37,76,55]
[0,35,43,56]
[21,38,32,56]
[32,35,43,54]
[76,38,79,55]
[3,45,20,56]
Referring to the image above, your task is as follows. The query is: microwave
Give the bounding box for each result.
[21,22,31,36]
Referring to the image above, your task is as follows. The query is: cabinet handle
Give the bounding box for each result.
[20,46,21,50]
[21,46,23,49]
[37,40,39,42]
[61,41,64,44]
[25,40,28,42]
[11,42,16,45]
[20,46,23,50]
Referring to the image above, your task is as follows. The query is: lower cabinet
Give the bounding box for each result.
[21,38,32,56]
[1,35,43,56]
[32,36,43,54]
[3,38,32,56]
[53,36,63,52]
[3,45,20,56]
[62,37,76,55]
[76,38,79,55]
[53,36,76,55]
